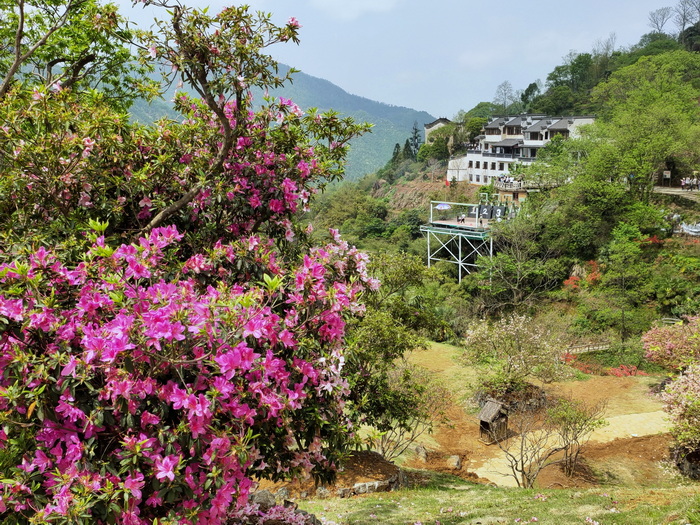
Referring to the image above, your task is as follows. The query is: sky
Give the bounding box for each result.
[116,0,670,119]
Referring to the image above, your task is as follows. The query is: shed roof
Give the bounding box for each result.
[479,399,506,422]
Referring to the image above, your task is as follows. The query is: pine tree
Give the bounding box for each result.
[402,138,414,160]
[409,120,422,157]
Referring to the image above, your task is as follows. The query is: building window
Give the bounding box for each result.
[468,160,473,168]
[476,161,480,169]
[476,174,480,182]
[491,162,496,170]
[499,162,504,170]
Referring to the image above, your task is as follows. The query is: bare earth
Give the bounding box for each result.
[257,348,677,497]
[405,347,675,489]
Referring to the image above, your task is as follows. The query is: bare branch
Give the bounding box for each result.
[0,0,79,98]
[648,7,674,32]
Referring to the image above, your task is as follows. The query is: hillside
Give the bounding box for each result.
[130,65,435,181]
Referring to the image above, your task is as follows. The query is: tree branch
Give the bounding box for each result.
[0,0,78,99]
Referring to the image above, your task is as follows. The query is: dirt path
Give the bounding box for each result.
[407,346,674,488]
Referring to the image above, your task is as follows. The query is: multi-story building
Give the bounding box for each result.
[446,114,595,200]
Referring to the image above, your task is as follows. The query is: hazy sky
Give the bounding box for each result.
[117,0,670,118]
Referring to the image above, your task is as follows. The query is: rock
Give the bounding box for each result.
[297,510,322,525]
[353,482,367,494]
[336,487,353,498]
[315,486,330,499]
[447,455,462,470]
[275,487,289,503]
[415,445,428,462]
[250,489,276,511]
[375,480,391,492]
[397,469,409,488]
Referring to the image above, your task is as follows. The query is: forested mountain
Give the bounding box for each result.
[130,65,435,181]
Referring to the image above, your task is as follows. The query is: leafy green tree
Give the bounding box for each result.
[538,155,664,260]
[409,120,422,156]
[591,50,700,202]
[0,0,154,109]
[417,133,449,161]
[402,137,415,161]
[391,142,402,165]
[531,85,576,115]
[596,224,651,340]
[454,101,498,120]
[344,253,453,454]
[464,116,488,143]
[520,81,541,110]
[467,206,568,312]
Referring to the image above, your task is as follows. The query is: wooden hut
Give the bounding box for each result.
[478,398,508,444]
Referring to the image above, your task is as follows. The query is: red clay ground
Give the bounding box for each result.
[403,345,676,489]
[257,349,677,496]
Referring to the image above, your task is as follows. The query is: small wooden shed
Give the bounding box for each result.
[478,398,508,444]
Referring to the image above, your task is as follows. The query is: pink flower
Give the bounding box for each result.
[287,16,301,28]
[124,471,145,500]
[154,455,179,482]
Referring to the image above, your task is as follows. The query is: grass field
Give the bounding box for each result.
[301,469,700,525]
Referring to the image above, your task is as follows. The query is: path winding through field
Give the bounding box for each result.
[408,345,673,488]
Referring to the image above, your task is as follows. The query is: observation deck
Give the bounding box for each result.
[420,200,518,282]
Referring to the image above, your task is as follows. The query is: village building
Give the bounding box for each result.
[445,114,595,202]
[424,117,452,144]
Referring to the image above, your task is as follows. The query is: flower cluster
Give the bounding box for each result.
[642,316,700,371]
[0,225,373,523]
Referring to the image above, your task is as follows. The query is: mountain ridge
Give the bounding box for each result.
[130,65,436,181]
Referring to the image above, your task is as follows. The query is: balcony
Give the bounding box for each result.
[494,180,523,191]
[494,179,563,191]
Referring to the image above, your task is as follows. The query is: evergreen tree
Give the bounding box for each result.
[409,120,422,156]
[402,138,414,160]
[391,142,402,165]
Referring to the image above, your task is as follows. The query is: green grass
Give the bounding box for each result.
[575,340,668,376]
[300,470,700,524]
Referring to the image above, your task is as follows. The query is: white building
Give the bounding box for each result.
[424,117,452,144]
[446,114,595,187]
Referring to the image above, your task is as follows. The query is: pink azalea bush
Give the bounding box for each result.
[0,3,374,522]
[662,363,700,453]
[643,318,700,454]
[642,317,700,371]
[0,226,375,522]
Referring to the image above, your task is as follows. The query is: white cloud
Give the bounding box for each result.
[307,0,401,21]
